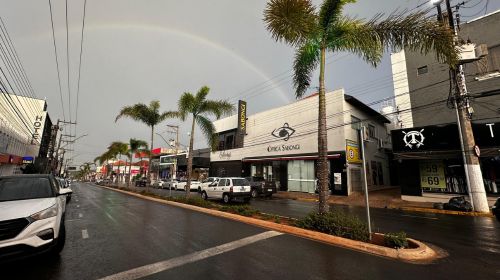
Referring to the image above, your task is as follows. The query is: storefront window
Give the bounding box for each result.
[287,160,315,193]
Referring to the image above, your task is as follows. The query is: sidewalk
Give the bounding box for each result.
[274,188,435,209]
[274,188,493,217]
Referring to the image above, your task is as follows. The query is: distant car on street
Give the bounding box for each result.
[493,198,500,222]
[245,176,277,198]
[0,174,69,262]
[161,179,179,190]
[135,177,148,187]
[176,180,202,192]
[200,177,251,203]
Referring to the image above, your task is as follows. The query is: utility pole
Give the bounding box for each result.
[433,0,489,212]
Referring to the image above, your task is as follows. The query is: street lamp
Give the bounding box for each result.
[430,0,444,21]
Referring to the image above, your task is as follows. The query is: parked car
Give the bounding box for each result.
[97,178,111,185]
[135,177,148,187]
[56,178,72,202]
[0,174,69,262]
[176,180,202,192]
[245,176,277,198]
[200,177,251,203]
[161,179,179,190]
[493,198,500,222]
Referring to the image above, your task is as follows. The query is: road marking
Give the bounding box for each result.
[78,213,83,218]
[76,205,80,208]
[98,231,283,280]
[82,229,89,239]
[400,214,438,220]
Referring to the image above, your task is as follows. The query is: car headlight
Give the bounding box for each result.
[30,204,58,221]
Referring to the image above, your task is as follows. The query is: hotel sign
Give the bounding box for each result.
[237,100,247,135]
[31,115,44,145]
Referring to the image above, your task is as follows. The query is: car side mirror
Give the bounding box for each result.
[59,188,72,195]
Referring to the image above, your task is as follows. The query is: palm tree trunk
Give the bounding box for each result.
[125,158,129,188]
[148,125,154,193]
[186,115,196,196]
[318,46,329,214]
[127,157,132,187]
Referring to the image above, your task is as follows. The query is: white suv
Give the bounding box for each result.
[200,177,251,203]
[0,174,70,262]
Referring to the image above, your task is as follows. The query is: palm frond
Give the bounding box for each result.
[264,0,318,46]
[293,39,321,97]
[115,104,149,123]
[326,16,383,66]
[178,92,196,120]
[365,11,458,64]
[319,0,355,31]
[196,115,218,151]
[194,86,210,108]
[199,100,234,119]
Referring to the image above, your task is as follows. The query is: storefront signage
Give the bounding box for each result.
[419,160,446,189]
[346,140,362,163]
[219,150,232,159]
[159,156,176,165]
[22,156,34,164]
[402,129,425,149]
[31,115,44,144]
[237,100,247,135]
[271,123,295,141]
[267,143,300,152]
[393,122,500,153]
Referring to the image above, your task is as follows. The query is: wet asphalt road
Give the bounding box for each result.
[1,182,499,279]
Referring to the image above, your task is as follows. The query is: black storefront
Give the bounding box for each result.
[392,122,500,196]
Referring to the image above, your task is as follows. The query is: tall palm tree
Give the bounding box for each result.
[167,86,234,194]
[115,101,173,182]
[264,0,458,214]
[94,150,116,180]
[126,138,149,186]
[108,141,129,184]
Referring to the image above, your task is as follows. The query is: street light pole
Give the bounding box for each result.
[360,126,372,239]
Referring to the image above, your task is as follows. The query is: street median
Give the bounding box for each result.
[99,185,443,263]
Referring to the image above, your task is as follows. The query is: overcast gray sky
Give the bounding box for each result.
[0,0,498,165]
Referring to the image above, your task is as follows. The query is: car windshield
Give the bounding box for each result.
[252,177,265,182]
[232,178,249,186]
[0,177,55,202]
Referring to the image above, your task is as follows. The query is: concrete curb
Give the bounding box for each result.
[101,186,440,263]
[400,206,493,217]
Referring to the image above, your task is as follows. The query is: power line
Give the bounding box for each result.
[48,0,66,121]
[65,0,72,125]
[75,0,87,142]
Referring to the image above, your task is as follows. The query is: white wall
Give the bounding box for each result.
[391,50,414,129]
[211,89,347,162]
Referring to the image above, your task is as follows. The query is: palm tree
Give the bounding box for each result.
[167,86,234,195]
[264,0,457,214]
[116,101,173,182]
[108,141,129,184]
[126,138,149,186]
[94,150,116,180]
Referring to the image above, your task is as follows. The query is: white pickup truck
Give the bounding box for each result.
[200,177,251,203]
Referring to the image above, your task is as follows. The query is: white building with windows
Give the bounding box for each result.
[210,89,394,195]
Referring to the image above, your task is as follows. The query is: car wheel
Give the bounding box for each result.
[198,187,201,193]
[223,194,231,204]
[251,189,258,198]
[201,191,208,200]
[52,222,66,255]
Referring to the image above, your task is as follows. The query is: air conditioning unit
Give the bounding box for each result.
[475,44,488,58]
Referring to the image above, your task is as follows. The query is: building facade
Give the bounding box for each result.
[390,10,500,202]
[0,93,52,175]
[210,89,393,195]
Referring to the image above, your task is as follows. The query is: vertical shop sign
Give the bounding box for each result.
[419,160,446,189]
[237,100,247,135]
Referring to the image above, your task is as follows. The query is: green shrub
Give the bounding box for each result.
[170,196,214,208]
[220,205,259,216]
[295,211,370,242]
[384,232,408,249]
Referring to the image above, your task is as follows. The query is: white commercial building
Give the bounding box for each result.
[210,89,394,195]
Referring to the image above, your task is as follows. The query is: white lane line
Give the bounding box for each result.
[400,214,438,220]
[76,205,80,208]
[82,229,89,239]
[99,231,283,280]
[78,213,83,218]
